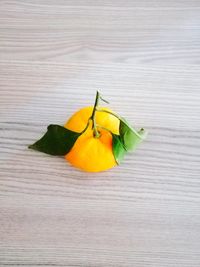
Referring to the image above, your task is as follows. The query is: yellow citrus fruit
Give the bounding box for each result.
[64,106,119,172]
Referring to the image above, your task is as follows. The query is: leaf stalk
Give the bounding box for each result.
[91,91,101,138]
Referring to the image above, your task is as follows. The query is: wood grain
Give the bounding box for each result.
[0,1,200,266]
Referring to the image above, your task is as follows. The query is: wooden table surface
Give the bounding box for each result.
[1,1,200,266]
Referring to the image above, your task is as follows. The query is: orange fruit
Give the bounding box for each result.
[64,106,119,172]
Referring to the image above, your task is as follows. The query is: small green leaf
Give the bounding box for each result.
[28,124,81,156]
[112,134,126,164]
[119,118,147,151]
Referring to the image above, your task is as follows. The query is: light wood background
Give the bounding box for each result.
[0,1,200,266]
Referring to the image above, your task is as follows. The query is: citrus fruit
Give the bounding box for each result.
[29,91,147,173]
[64,106,120,172]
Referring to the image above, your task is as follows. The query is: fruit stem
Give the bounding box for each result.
[91,91,101,138]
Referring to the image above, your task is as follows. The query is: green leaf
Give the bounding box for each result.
[28,124,81,156]
[119,118,147,152]
[112,134,126,164]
